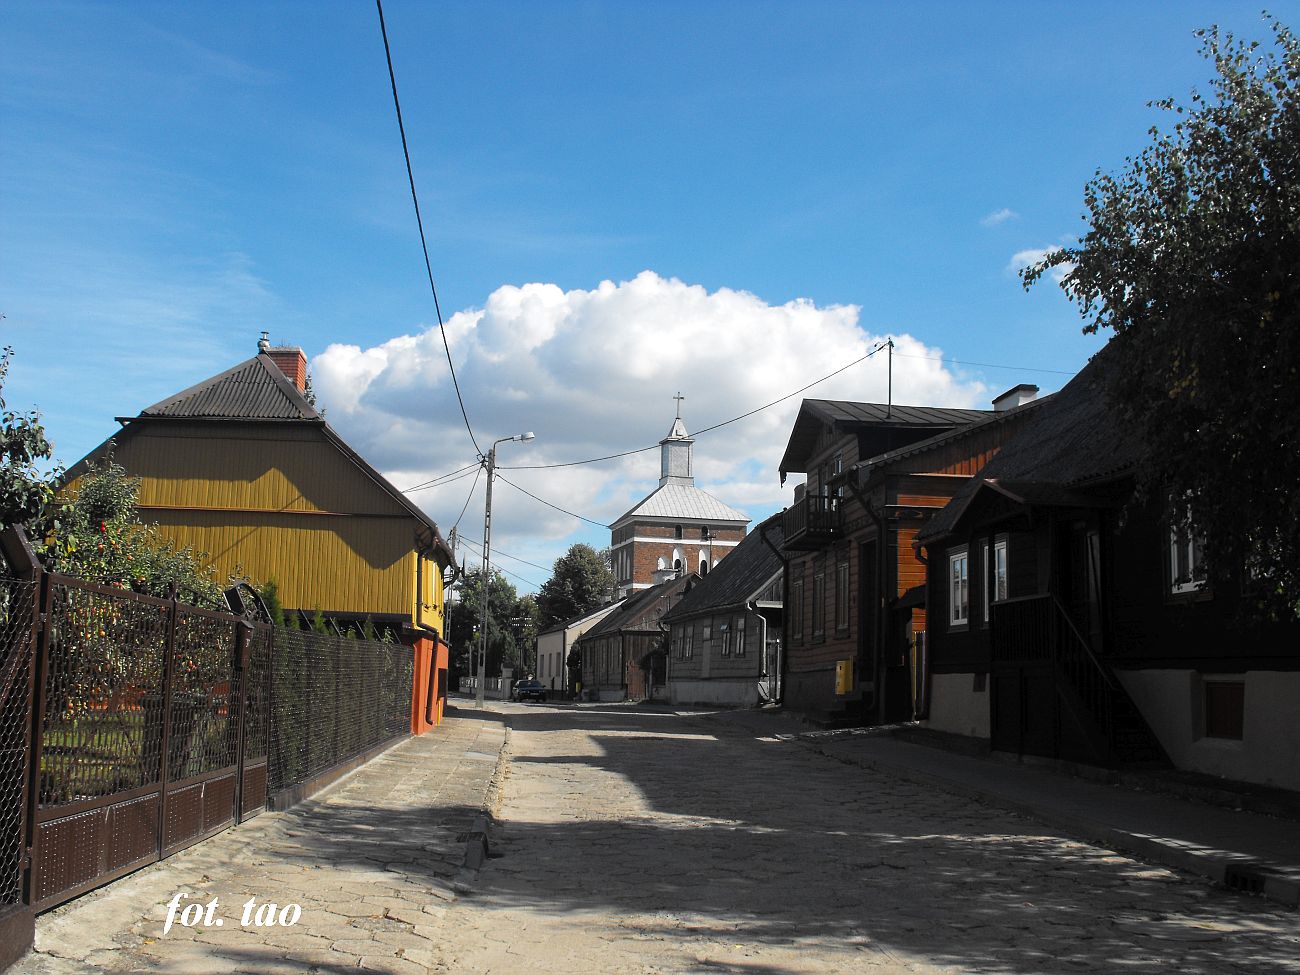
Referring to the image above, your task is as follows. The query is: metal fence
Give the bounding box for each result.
[0,573,37,913]
[268,628,412,805]
[0,540,418,941]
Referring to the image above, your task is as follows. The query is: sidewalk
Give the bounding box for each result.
[716,708,1300,910]
[12,705,507,975]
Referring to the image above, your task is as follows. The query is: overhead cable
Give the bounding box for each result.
[375,0,482,458]
[495,474,610,528]
[500,341,887,471]
[401,461,480,494]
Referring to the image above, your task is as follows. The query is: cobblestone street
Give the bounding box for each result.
[439,702,1300,975]
[10,701,1300,974]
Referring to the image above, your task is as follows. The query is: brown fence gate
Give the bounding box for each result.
[26,574,270,911]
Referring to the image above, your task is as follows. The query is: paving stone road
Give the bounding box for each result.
[437,702,1300,975]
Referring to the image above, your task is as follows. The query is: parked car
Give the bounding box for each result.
[511,678,547,703]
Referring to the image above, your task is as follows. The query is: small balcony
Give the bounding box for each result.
[782,493,842,550]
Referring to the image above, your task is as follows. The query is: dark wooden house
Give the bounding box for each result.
[917,351,1300,791]
[662,513,785,706]
[777,396,1042,723]
[576,573,695,702]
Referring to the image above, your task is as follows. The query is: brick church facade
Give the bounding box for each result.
[610,411,749,597]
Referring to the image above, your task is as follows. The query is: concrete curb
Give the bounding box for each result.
[805,739,1300,910]
[456,719,510,884]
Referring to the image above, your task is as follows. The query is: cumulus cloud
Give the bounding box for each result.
[313,271,987,584]
[980,207,1018,227]
[1008,247,1074,284]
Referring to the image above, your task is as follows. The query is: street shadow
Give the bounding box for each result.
[225,704,1296,975]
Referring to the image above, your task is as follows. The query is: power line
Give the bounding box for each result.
[500,341,887,471]
[401,461,480,494]
[375,0,481,458]
[892,351,1076,376]
[456,535,544,589]
[692,340,888,438]
[451,463,483,532]
[495,474,610,528]
[458,534,552,573]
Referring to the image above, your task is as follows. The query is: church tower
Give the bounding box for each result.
[609,398,749,597]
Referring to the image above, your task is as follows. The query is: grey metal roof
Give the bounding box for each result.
[612,482,749,527]
[663,513,784,621]
[140,355,319,420]
[779,398,990,474]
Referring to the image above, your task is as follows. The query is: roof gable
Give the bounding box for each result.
[779,398,990,475]
[141,354,319,420]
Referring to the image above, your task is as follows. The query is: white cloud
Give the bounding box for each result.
[1008,247,1073,284]
[980,207,1018,227]
[313,271,987,587]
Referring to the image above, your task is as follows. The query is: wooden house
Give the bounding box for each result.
[576,573,695,701]
[63,338,455,731]
[777,395,1041,724]
[917,351,1300,791]
[662,512,785,706]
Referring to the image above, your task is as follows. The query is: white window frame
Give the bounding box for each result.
[735,616,746,656]
[993,536,1008,603]
[949,549,969,627]
[1170,522,1206,594]
[980,539,991,625]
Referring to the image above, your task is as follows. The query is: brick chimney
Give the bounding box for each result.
[265,345,308,392]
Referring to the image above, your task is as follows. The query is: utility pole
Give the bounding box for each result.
[477,431,536,708]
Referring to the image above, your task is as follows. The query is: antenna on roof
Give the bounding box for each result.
[886,337,894,419]
[258,331,271,353]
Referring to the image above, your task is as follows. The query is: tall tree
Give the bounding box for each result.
[1025,17,1300,619]
[448,567,521,679]
[536,543,616,629]
[0,347,60,526]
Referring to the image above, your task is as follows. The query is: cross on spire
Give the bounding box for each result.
[674,391,685,419]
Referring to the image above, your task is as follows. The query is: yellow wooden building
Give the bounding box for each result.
[65,341,453,642]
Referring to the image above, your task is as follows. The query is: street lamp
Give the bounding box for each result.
[477,431,535,708]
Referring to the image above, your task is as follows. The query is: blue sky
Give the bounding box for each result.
[4,2,1293,591]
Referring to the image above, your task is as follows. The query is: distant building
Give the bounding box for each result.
[577,573,695,701]
[610,403,748,597]
[536,600,624,695]
[662,512,785,706]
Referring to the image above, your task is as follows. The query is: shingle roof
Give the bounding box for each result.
[140,354,319,420]
[918,347,1142,544]
[612,482,749,527]
[663,513,784,621]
